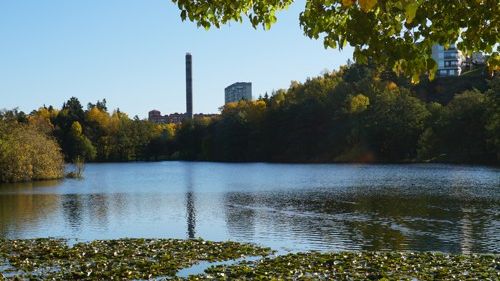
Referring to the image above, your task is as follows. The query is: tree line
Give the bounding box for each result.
[0,98,175,182]
[1,63,498,183]
[2,98,177,164]
[174,65,499,164]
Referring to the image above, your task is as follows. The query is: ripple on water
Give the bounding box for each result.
[0,163,498,253]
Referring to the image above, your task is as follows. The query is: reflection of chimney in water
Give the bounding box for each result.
[185,164,196,239]
[459,207,474,254]
[186,191,196,239]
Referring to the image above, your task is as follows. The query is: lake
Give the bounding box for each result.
[0,162,498,254]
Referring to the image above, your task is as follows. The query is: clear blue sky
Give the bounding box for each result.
[0,0,352,118]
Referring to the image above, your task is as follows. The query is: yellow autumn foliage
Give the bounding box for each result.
[0,121,64,183]
[358,0,377,12]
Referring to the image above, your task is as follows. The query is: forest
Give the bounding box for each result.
[172,65,499,164]
[1,64,498,182]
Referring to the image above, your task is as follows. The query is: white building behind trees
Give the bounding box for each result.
[225,82,252,104]
[431,44,464,77]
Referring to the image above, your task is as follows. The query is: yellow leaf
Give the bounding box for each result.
[487,53,500,72]
[359,0,377,12]
[342,0,356,7]
[411,73,420,84]
[405,2,418,23]
[386,81,398,91]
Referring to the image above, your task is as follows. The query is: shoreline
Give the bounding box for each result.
[1,160,497,185]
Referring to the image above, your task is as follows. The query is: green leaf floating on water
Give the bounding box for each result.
[195,251,500,281]
[1,239,499,280]
[0,238,272,280]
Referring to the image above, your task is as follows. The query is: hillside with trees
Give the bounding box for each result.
[173,65,499,164]
[1,63,498,183]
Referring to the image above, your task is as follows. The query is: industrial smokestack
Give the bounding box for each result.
[185,53,193,120]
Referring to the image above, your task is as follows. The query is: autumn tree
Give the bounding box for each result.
[0,121,64,183]
[67,121,96,161]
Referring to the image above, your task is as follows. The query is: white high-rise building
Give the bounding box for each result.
[225,82,252,104]
[431,44,464,77]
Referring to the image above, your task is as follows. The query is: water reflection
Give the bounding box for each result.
[224,193,256,241]
[86,194,109,229]
[62,195,83,230]
[186,192,196,239]
[0,193,60,237]
[184,164,196,239]
[63,194,110,233]
[0,163,498,253]
[0,180,61,237]
[220,190,499,253]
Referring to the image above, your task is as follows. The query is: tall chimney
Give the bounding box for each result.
[185,53,193,119]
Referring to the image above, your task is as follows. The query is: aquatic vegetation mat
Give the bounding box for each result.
[0,238,272,280]
[0,239,498,280]
[194,252,499,280]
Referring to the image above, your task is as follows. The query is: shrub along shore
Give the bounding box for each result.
[0,238,498,280]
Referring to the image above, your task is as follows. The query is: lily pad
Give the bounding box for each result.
[1,239,498,280]
[193,251,499,280]
[0,238,272,280]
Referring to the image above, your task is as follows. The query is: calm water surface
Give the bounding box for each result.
[0,162,498,253]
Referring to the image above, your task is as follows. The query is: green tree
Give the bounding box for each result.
[361,89,429,161]
[59,97,85,127]
[146,124,177,161]
[348,94,370,113]
[173,0,500,77]
[174,117,214,160]
[419,90,495,163]
[485,76,500,161]
[0,108,28,123]
[416,102,444,161]
[67,121,96,161]
[84,106,111,160]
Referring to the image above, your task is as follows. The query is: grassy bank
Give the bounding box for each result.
[0,238,498,280]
